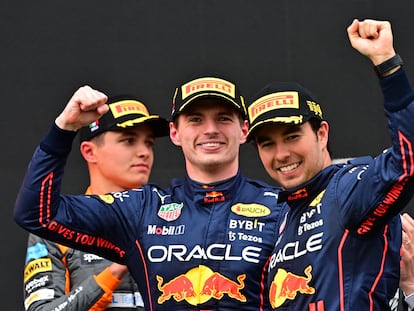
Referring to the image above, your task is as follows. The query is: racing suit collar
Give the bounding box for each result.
[278,165,340,204]
[184,170,243,205]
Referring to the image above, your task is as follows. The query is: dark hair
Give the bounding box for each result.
[172,99,245,128]
[308,118,331,153]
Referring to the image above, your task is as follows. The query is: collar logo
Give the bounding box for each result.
[287,188,308,201]
[158,203,183,222]
[204,191,225,203]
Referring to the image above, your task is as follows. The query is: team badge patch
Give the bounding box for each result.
[157,203,183,221]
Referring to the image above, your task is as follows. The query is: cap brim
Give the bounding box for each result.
[247,114,314,141]
[113,115,169,137]
[177,92,244,117]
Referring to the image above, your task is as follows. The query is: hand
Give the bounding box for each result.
[108,262,129,280]
[347,19,396,65]
[400,213,414,296]
[55,85,109,131]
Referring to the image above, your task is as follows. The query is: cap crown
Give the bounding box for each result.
[247,82,324,139]
[171,76,247,120]
[79,95,169,141]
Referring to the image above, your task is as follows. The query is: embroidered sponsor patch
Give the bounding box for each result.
[181,77,235,100]
[157,203,183,221]
[231,203,271,217]
[26,242,48,264]
[24,258,52,283]
[24,288,54,309]
[25,275,52,295]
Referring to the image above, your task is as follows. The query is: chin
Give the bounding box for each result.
[279,178,300,190]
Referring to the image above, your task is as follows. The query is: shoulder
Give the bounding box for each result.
[332,156,375,178]
[26,234,72,261]
[243,176,280,192]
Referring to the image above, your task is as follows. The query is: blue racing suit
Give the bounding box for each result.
[14,127,285,310]
[267,68,414,310]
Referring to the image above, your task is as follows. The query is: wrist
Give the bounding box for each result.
[374,54,403,77]
[108,263,128,279]
[55,116,79,132]
[402,287,414,298]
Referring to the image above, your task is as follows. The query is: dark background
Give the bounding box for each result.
[2,1,414,309]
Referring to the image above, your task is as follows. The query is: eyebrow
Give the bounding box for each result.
[117,129,155,139]
[255,124,303,144]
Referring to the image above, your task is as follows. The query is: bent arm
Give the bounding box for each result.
[14,123,135,263]
[24,235,123,311]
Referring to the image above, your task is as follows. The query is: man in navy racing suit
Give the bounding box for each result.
[14,77,285,310]
[247,19,414,310]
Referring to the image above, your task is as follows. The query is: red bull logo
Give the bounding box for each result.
[204,191,225,203]
[201,272,246,302]
[156,275,196,303]
[157,265,246,306]
[269,265,315,308]
[287,187,308,201]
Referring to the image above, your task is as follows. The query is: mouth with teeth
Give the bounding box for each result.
[278,162,300,173]
[200,142,222,147]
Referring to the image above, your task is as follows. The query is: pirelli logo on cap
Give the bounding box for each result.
[109,100,149,119]
[248,91,299,123]
[181,77,235,100]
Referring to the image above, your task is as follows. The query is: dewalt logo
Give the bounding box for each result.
[24,258,52,283]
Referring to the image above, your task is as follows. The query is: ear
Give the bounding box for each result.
[169,121,182,147]
[240,119,249,144]
[317,121,329,149]
[80,141,97,163]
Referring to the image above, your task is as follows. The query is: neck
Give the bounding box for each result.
[186,162,239,184]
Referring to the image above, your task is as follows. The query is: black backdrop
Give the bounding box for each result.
[2,1,414,309]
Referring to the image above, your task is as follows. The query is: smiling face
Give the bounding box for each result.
[170,98,248,183]
[254,120,331,189]
[80,124,155,193]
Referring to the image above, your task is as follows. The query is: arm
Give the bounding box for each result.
[347,19,398,70]
[88,263,128,311]
[14,86,133,262]
[54,85,109,132]
[24,234,115,310]
[339,20,414,231]
[400,213,414,308]
[24,235,128,311]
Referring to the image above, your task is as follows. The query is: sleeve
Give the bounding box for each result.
[337,69,414,232]
[405,292,414,309]
[24,235,123,311]
[14,124,143,264]
[89,267,123,311]
[24,234,69,310]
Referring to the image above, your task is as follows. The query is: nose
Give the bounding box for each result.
[273,142,290,161]
[136,144,151,159]
[203,119,219,134]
